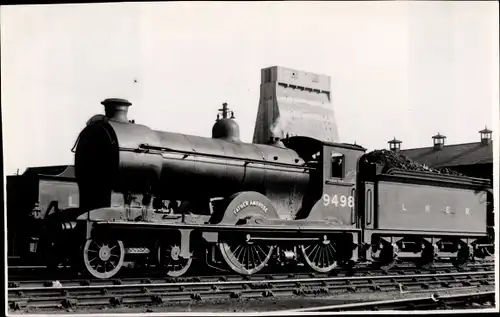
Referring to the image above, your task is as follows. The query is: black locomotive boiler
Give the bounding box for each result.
[57,98,491,279]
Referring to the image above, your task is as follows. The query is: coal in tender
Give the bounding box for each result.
[360,149,463,176]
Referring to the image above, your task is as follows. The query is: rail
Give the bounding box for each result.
[8,270,495,311]
[282,290,496,312]
[8,261,493,288]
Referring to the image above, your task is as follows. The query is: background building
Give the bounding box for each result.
[388,127,494,181]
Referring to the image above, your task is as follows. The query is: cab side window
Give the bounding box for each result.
[331,154,345,179]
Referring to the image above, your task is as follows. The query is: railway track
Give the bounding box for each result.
[284,290,496,312]
[8,262,493,289]
[8,269,495,311]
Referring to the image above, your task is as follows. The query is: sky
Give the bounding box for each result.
[1,1,499,175]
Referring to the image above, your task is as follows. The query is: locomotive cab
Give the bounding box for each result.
[283,136,366,224]
[316,142,365,225]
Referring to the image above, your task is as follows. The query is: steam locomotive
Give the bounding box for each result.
[11,98,493,279]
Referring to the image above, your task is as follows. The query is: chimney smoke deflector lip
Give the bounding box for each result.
[101,98,132,123]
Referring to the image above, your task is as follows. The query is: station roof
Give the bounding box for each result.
[400,141,493,168]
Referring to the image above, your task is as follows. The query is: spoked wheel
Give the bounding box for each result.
[216,191,279,275]
[300,235,338,273]
[453,243,472,269]
[156,240,193,277]
[484,232,495,257]
[219,234,274,275]
[418,242,438,270]
[83,239,125,279]
[378,242,399,272]
[484,245,495,257]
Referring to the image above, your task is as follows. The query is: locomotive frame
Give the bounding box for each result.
[74,135,367,278]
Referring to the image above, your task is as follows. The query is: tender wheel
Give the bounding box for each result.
[484,234,495,257]
[300,235,338,273]
[418,242,438,270]
[83,239,125,279]
[219,234,274,275]
[484,245,495,257]
[453,243,472,269]
[378,242,399,272]
[156,241,193,277]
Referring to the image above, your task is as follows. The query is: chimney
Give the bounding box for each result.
[388,137,402,152]
[432,132,446,150]
[101,98,132,123]
[479,126,492,145]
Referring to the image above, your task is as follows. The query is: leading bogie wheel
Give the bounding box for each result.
[83,239,125,279]
[300,235,338,273]
[156,241,193,277]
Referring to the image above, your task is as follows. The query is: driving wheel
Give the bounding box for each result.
[300,235,338,273]
[82,239,125,279]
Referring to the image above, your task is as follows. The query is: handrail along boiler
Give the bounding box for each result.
[64,98,493,279]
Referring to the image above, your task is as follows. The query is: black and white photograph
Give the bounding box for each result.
[2,1,499,315]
